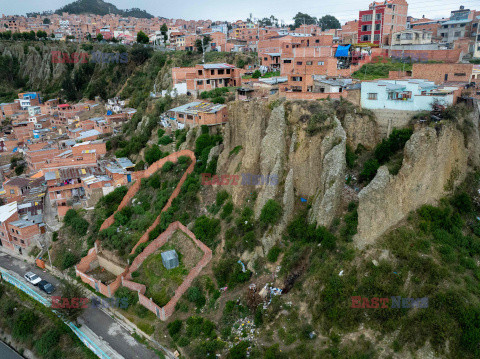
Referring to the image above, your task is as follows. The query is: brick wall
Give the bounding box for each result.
[77,150,196,299]
[390,49,462,63]
[125,221,212,321]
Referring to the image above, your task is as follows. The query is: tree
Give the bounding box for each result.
[160,23,168,43]
[292,12,317,30]
[195,35,211,53]
[36,30,47,38]
[136,30,149,44]
[43,18,51,24]
[318,15,341,31]
[55,282,85,324]
[252,70,261,79]
[96,33,103,42]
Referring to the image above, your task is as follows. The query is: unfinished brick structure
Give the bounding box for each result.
[122,221,212,320]
[76,150,212,320]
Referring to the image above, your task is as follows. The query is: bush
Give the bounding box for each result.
[221,202,234,219]
[187,286,206,308]
[260,200,282,225]
[346,144,357,169]
[61,252,79,269]
[162,161,174,172]
[159,135,173,145]
[145,145,162,165]
[52,231,59,242]
[216,190,229,206]
[252,70,261,78]
[35,328,61,356]
[451,192,473,214]
[359,158,380,183]
[115,287,138,309]
[374,128,413,164]
[167,319,182,338]
[193,216,221,248]
[267,246,281,262]
[12,309,37,341]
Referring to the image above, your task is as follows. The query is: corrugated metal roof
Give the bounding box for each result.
[0,202,17,223]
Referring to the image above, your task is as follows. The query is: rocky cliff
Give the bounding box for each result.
[355,112,478,247]
[217,99,348,263]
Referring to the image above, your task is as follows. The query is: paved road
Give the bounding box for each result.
[0,253,161,359]
[0,341,22,359]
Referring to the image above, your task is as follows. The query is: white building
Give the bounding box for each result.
[361,79,459,111]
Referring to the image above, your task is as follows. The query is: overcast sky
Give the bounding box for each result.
[1,0,477,24]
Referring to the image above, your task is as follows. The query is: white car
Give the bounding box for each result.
[24,272,42,286]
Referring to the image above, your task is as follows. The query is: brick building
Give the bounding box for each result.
[411,63,478,84]
[358,0,409,45]
[166,102,227,126]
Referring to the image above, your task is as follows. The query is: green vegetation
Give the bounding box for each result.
[259,199,282,225]
[91,186,128,233]
[99,161,189,257]
[0,282,96,358]
[63,209,89,236]
[359,128,413,183]
[352,57,413,80]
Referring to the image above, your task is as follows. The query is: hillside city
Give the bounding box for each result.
[0,0,479,358]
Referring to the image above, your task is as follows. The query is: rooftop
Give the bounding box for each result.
[202,63,236,69]
[168,102,226,115]
[0,202,17,223]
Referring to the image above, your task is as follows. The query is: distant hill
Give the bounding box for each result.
[55,0,154,19]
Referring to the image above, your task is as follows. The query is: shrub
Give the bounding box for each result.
[61,252,79,269]
[159,135,173,145]
[193,216,221,248]
[267,246,281,262]
[221,202,234,219]
[259,200,282,225]
[346,144,357,169]
[374,128,413,164]
[52,231,58,242]
[167,319,182,338]
[157,128,166,138]
[252,70,261,78]
[145,145,162,165]
[359,158,380,183]
[162,161,174,172]
[216,190,229,206]
[12,309,37,341]
[115,287,138,309]
[35,328,61,356]
[451,192,473,214]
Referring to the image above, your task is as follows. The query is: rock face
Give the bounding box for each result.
[217,99,348,265]
[342,113,379,150]
[355,124,470,248]
[308,118,347,227]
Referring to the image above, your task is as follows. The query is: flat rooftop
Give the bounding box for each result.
[168,102,226,115]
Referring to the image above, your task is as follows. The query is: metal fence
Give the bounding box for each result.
[0,267,112,359]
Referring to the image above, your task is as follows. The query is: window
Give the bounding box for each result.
[292,76,303,82]
[283,59,292,63]
[198,70,203,75]
[187,115,193,120]
[454,73,466,77]
[306,61,312,65]
[296,61,303,65]
[218,69,224,75]
[226,69,231,74]
[315,39,319,43]
[367,93,378,100]
[454,31,461,37]
[374,34,380,41]
[9,190,14,194]
[405,33,412,40]
[362,25,372,32]
[264,57,268,61]
[20,240,25,244]
[206,80,210,84]
[198,80,203,85]
[362,14,372,22]
[376,13,381,20]
[317,61,324,65]
[375,24,380,31]
[362,35,371,41]
[178,114,184,118]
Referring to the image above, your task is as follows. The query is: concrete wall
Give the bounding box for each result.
[98,256,125,276]
[371,109,418,137]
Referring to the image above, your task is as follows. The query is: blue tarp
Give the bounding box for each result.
[107,110,112,115]
[335,45,351,57]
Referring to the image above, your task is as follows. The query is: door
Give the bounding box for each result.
[444,74,448,81]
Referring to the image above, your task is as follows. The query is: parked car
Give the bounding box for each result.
[24,272,42,286]
[38,280,55,294]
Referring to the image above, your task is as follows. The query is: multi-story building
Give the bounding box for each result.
[439,6,476,44]
[166,102,228,126]
[391,29,432,45]
[172,63,242,96]
[358,0,409,45]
